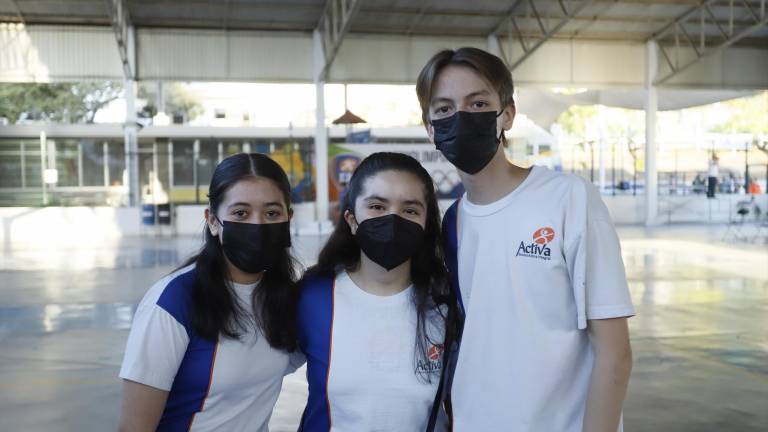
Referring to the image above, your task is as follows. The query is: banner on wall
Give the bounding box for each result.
[329,143,465,200]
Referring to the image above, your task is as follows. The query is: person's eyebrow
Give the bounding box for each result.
[402,199,426,209]
[227,202,252,209]
[263,201,285,208]
[430,96,455,107]
[465,90,491,99]
[431,90,491,107]
[363,195,390,203]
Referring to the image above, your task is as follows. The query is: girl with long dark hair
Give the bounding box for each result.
[296,152,460,431]
[118,153,303,432]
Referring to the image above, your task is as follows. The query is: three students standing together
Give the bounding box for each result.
[118,47,634,432]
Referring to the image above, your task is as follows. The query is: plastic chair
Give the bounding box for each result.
[722,201,752,242]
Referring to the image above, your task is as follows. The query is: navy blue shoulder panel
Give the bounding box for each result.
[441,200,465,315]
[156,267,196,337]
[296,273,335,432]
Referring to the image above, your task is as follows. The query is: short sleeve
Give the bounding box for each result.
[119,300,190,391]
[564,177,635,329]
[285,350,307,376]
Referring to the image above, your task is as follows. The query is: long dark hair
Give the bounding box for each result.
[307,152,461,379]
[178,153,300,351]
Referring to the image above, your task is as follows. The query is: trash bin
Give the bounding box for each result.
[157,204,172,225]
[141,204,156,225]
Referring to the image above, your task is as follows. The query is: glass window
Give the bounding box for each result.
[107,140,125,186]
[172,140,194,186]
[81,139,106,186]
[23,141,42,188]
[223,142,242,157]
[54,140,79,187]
[0,140,22,188]
[198,139,218,188]
[138,141,155,199]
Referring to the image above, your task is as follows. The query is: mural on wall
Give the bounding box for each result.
[328,143,465,201]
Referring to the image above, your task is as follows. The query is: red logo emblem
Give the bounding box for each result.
[533,227,555,245]
[427,344,444,361]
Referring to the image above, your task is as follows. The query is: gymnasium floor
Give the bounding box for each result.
[0,225,766,431]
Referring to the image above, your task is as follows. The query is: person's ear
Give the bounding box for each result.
[501,104,516,131]
[205,208,220,237]
[288,207,294,220]
[344,210,358,235]
[426,121,435,144]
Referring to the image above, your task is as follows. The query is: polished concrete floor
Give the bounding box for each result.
[0,225,766,431]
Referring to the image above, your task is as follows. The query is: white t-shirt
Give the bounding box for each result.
[450,166,635,432]
[708,160,719,177]
[120,265,303,432]
[297,271,444,431]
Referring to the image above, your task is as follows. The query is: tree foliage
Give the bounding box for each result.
[0,81,122,124]
[709,91,768,135]
[138,82,204,122]
[556,105,597,138]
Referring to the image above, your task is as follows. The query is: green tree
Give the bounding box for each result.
[709,91,768,135]
[0,81,123,124]
[556,105,597,137]
[137,82,204,123]
[165,83,204,121]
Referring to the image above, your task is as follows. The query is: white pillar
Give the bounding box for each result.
[598,105,607,193]
[645,41,659,226]
[487,35,502,58]
[124,25,140,207]
[40,131,48,205]
[157,80,165,114]
[313,29,330,226]
[124,78,140,207]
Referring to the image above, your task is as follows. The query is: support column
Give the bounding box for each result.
[124,78,140,207]
[645,41,659,226]
[313,29,330,226]
[40,131,48,206]
[487,35,502,58]
[123,22,140,207]
[598,105,607,193]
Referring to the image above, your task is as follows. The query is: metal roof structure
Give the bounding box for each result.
[1,0,766,85]
[2,0,766,44]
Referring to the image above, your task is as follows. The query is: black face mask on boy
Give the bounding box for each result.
[216,218,291,274]
[431,110,504,175]
[354,214,425,271]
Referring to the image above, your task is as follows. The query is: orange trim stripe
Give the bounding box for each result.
[187,339,219,431]
[324,278,336,431]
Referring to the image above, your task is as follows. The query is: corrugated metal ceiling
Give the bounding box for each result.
[0,0,765,45]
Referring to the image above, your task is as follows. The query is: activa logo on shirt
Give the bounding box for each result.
[416,344,443,374]
[516,227,555,261]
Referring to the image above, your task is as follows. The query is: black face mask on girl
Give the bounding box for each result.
[431,110,504,175]
[354,214,425,271]
[216,218,292,274]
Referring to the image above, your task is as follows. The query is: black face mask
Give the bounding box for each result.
[432,110,503,175]
[354,214,425,271]
[217,219,291,274]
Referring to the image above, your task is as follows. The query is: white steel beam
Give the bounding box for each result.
[313,30,330,226]
[316,0,362,81]
[645,41,659,226]
[104,0,140,206]
[490,0,595,71]
[104,0,135,80]
[653,0,768,85]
